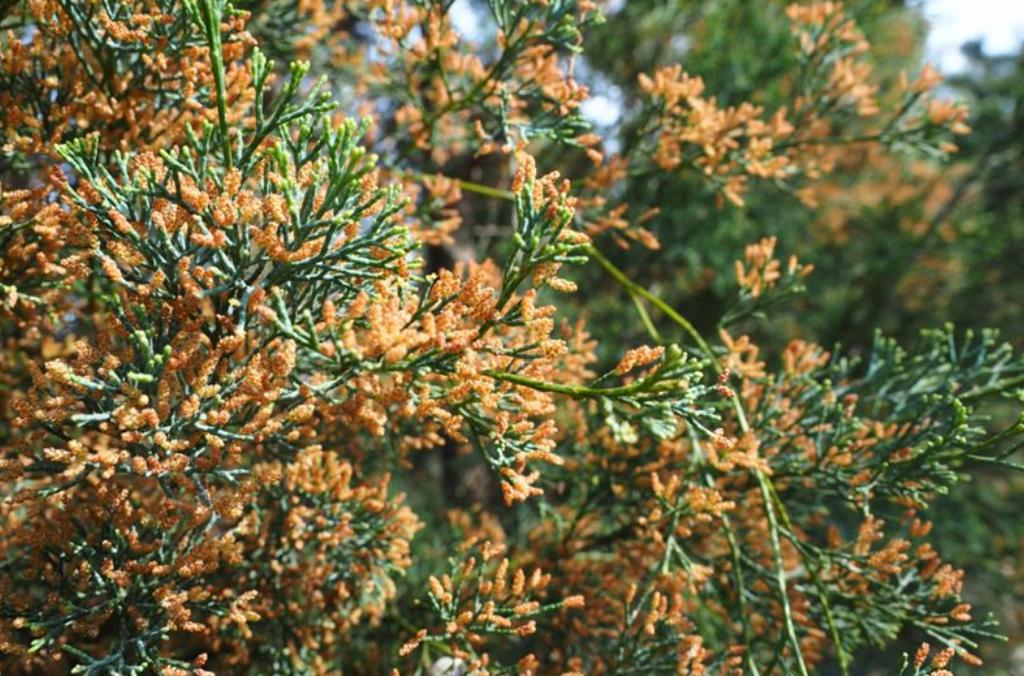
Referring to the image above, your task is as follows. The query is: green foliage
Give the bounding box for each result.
[1,0,1022,673]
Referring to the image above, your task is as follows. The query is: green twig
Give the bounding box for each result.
[757,473,810,676]
[198,0,233,170]
[584,244,716,367]
[414,173,515,201]
[961,373,1024,402]
[484,368,667,399]
[767,481,850,675]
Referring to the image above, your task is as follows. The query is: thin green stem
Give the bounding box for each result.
[757,473,810,676]
[584,244,716,367]
[966,454,1024,471]
[631,293,664,343]
[961,373,1024,402]
[484,369,663,399]
[414,173,515,201]
[199,0,233,171]
[456,178,514,201]
[767,482,850,675]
